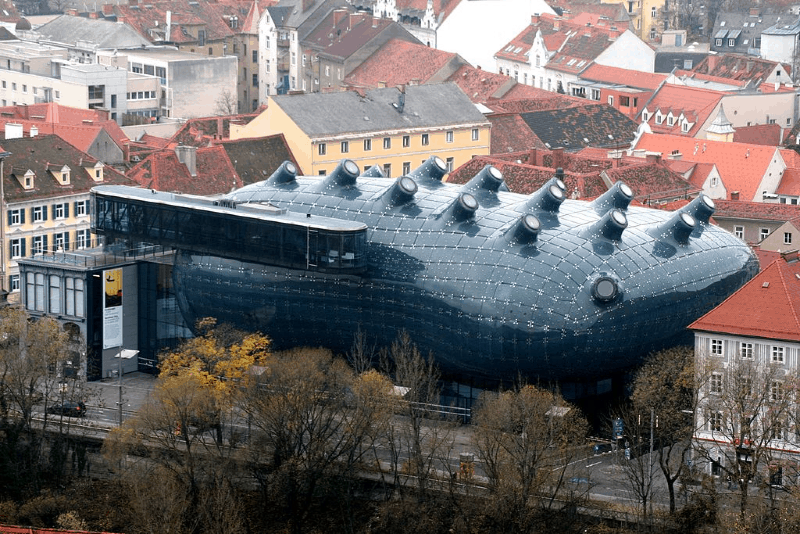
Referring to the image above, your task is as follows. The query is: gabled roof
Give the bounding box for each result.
[127,146,241,195]
[734,123,783,146]
[689,258,800,343]
[641,84,723,137]
[711,199,800,222]
[344,38,463,89]
[776,168,800,196]
[603,162,698,202]
[110,0,237,44]
[445,65,518,103]
[518,103,637,151]
[169,114,259,147]
[270,83,488,138]
[545,27,618,75]
[303,12,405,60]
[634,133,781,202]
[488,114,547,153]
[216,134,302,181]
[30,14,151,48]
[691,53,789,86]
[1,135,134,203]
[579,63,667,91]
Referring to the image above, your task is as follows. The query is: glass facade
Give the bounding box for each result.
[93,158,759,382]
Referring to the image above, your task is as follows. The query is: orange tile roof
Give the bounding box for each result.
[753,246,783,269]
[776,168,800,196]
[344,38,460,89]
[712,199,800,221]
[672,69,747,88]
[734,123,783,146]
[579,64,667,90]
[781,148,800,167]
[692,53,788,86]
[635,133,782,201]
[489,114,546,153]
[689,258,800,342]
[642,84,723,137]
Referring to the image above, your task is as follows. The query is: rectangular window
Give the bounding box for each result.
[76,229,90,249]
[784,232,792,245]
[32,205,46,223]
[363,138,372,151]
[88,85,104,100]
[715,38,723,47]
[383,137,391,149]
[53,203,67,219]
[65,277,85,317]
[9,274,19,292]
[49,275,61,314]
[402,135,410,148]
[472,128,479,141]
[620,96,630,106]
[446,157,454,172]
[708,411,723,433]
[772,346,785,363]
[74,200,88,216]
[10,237,24,258]
[32,234,47,255]
[253,74,258,87]
[740,342,753,359]
[340,141,349,154]
[383,163,391,178]
[710,373,722,394]
[402,162,411,175]
[318,143,326,156]
[53,232,69,251]
[252,50,258,63]
[734,225,744,239]
[771,381,784,401]
[728,38,735,47]
[711,339,723,356]
[446,131,454,143]
[421,133,429,146]
[8,208,23,225]
[21,84,26,93]
[760,228,770,241]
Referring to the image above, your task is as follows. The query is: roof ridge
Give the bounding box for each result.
[776,259,800,334]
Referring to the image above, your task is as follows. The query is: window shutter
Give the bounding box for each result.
[6,210,10,226]
[43,235,48,251]
[65,203,69,218]
[63,232,69,251]
[73,201,78,214]
[43,206,48,221]
[21,238,26,257]
[50,205,55,219]
[20,209,24,224]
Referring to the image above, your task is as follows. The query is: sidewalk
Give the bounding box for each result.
[87,371,156,413]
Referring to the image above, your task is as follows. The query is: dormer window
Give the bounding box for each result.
[642,111,650,121]
[655,112,663,124]
[19,169,35,190]
[667,115,674,126]
[87,162,104,182]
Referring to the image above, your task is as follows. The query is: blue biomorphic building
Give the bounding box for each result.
[91,156,758,383]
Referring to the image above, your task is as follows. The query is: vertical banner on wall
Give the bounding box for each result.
[103,268,123,349]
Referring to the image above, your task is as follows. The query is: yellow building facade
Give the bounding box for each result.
[232,84,491,177]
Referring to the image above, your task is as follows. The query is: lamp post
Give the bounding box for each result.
[115,349,138,426]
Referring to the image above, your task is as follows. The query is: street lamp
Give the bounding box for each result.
[115,349,138,426]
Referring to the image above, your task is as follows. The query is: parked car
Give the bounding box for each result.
[593,442,613,455]
[47,401,86,417]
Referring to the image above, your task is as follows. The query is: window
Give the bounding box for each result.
[421,133,429,146]
[771,381,784,401]
[10,237,24,258]
[754,37,761,48]
[784,232,792,245]
[318,143,326,156]
[734,225,744,239]
[26,272,44,312]
[8,208,23,225]
[11,82,15,90]
[620,96,630,107]
[253,74,258,87]
[291,53,296,65]
[65,277,85,317]
[642,111,649,122]
[772,346,785,363]
[302,54,306,67]
[383,163,391,177]
[683,59,693,69]
[711,339,723,355]
[741,377,752,398]
[53,232,69,251]
[363,138,372,151]
[88,85,104,100]
[446,157,454,172]
[209,47,213,55]
[667,115,674,126]
[728,38,735,47]
[446,131,454,143]
[53,203,68,220]
[49,275,60,314]
[76,229,90,249]
[402,135,410,148]
[608,95,614,106]
[21,84,26,93]
[9,274,19,292]
[681,121,690,132]
[32,235,47,255]
[760,228,770,241]
[325,65,330,76]
[1,81,5,88]
[383,137,391,149]
[403,162,411,175]
[708,411,724,433]
[340,141,349,154]
[252,50,258,63]
[651,6,656,17]
[471,128,479,141]
[710,373,722,394]
[650,28,656,40]
[32,205,47,223]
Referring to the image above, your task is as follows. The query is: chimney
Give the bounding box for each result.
[377,80,387,88]
[553,17,560,31]
[165,10,172,42]
[393,85,405,113]
[349,12,366,28]
[552,147,565,169]
[730,191,739,201]
[707,55,717,71]
[749,7,760,17]
[646,153,662,164]
[30,126,38,137]
[89,11,98,18]
[175,145,197,177]
[333,8,347,26]
[372,16,379,27]
[5,123,22,139]
[531,13,540,24]
[102,3,114,15]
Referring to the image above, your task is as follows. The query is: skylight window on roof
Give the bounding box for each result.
[577,60,586,67]
[743,39,748,44]
[505,45,515,52]
[567,58,577,65]
[720,21,726,26]
[514,46,523,53]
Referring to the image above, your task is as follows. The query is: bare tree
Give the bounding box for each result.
[348,327,377,375]
[214,89,238,116]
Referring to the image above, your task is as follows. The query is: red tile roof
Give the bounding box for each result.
[672,68,747,88]
[776,168,800,196]
[634,133,782,201]
[445,65,517,102]
[733,123,783,146]
[304,12,399,60]
[545,27,619,75]
[579,63,666,90]
[169,114,258,147]
[489,114,546,153]
[127,146,243,195]
[112,0,236,44]
[605,162,699,202]
[712,199,800,222]
[344,38,461,89]
[692,53,789,86]
[641,84,723,137]
[689,257,800,342]
[753,246,783,269]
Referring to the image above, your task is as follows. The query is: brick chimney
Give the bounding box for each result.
[175,145,197,177]
[102,3,114,15]
[333,8,347,26]
[349,12,366,29]
[531,13,539,25]
[707,55,717,71]
[552,147,565,169]
[730,191,739,201]
[645,153,661,164]
[749,7,761,17]
[553,17,560,31]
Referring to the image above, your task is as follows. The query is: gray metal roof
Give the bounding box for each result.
[30,14,151,49]
[271,83,489,138]
[763,19,800,35]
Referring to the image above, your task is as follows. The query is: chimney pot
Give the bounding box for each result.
[730,191,739,201]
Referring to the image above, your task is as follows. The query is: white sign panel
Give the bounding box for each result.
[103,268,123,349]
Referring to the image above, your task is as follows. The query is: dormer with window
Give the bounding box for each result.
[48,164,71,185]
[667,113,675,126]
[655,111,663,125]
[85,161,104,182]
[14,169,35,190]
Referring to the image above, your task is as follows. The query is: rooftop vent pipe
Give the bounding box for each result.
[592,181,634,213]
[265,161,298,185]
[462,165,505,193]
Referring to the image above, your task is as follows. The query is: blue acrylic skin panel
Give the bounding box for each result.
[168,157,758,382]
